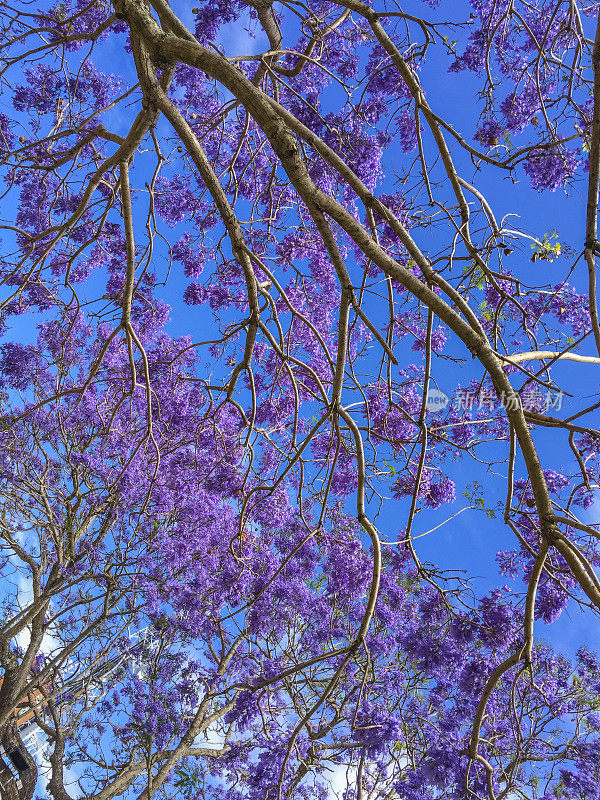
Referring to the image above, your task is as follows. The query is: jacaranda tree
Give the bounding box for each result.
[1,0,600,798]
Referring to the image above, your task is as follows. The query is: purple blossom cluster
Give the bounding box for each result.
[450,0,591,192]
[524,146,580,192]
